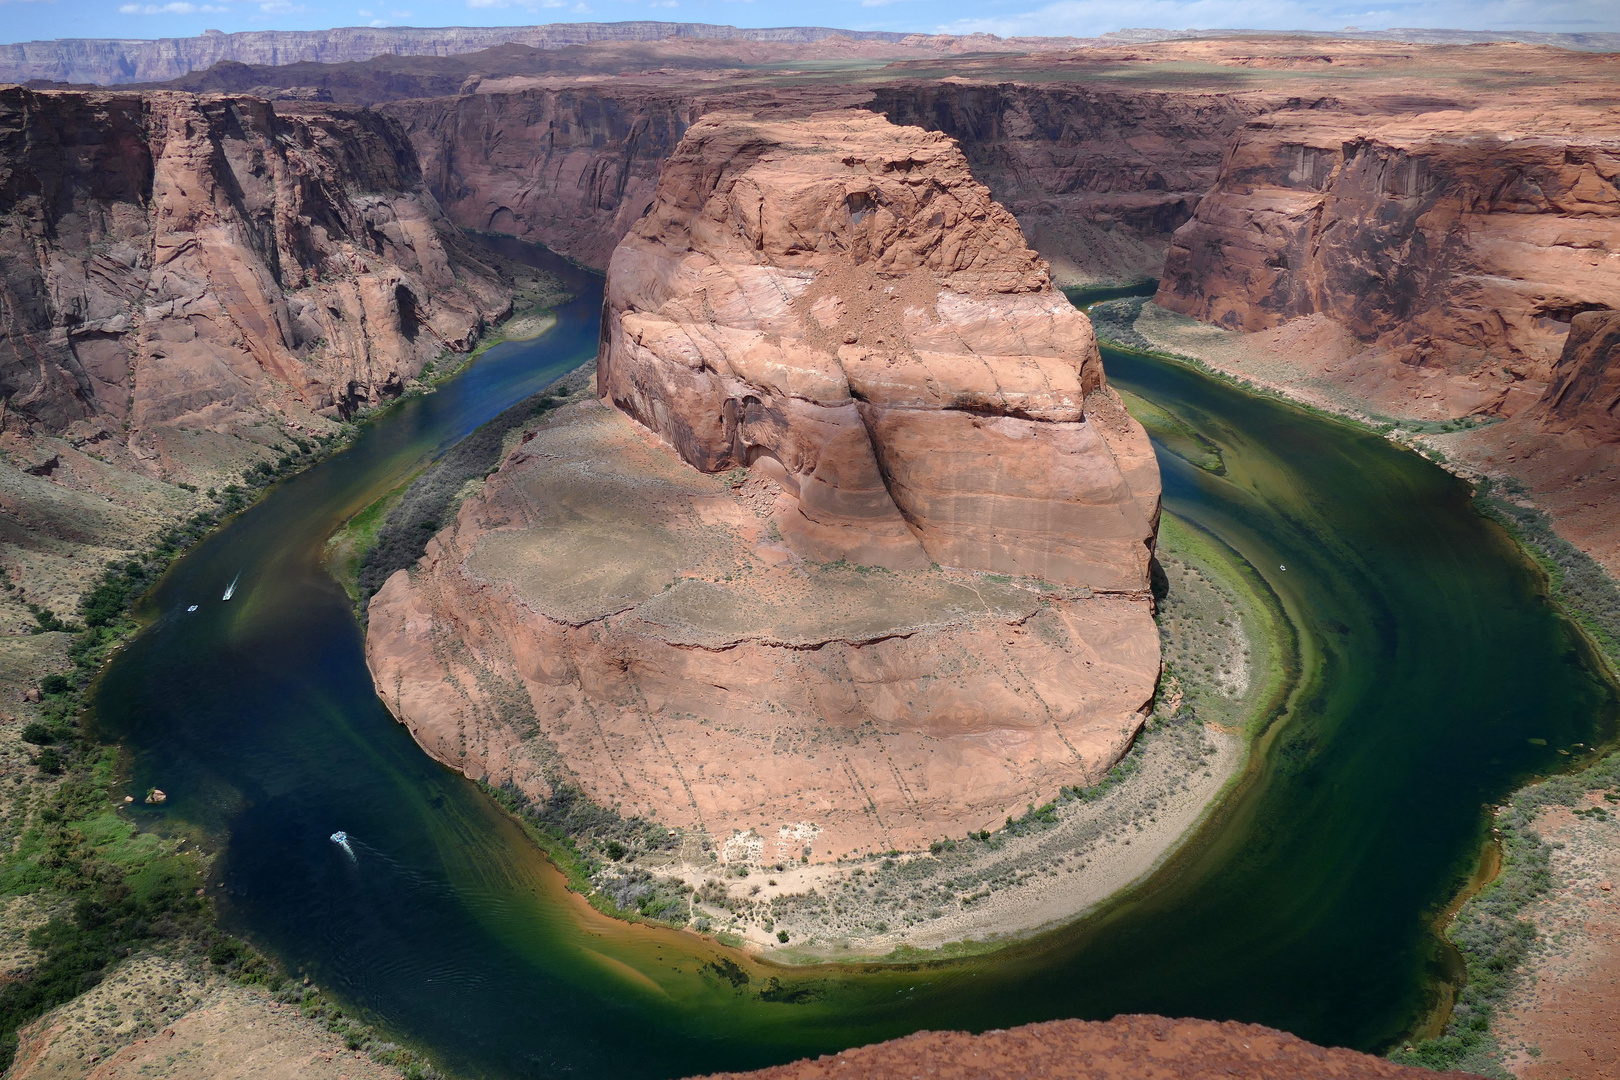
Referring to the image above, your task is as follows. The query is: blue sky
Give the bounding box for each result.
[3,0,1617,49]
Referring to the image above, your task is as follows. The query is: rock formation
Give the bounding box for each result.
[1157,106,1620,417]
[600,110,1159,588]
[1534,309,1620,443]
[690,1015,1486,1080]
[0,86,521,441]
[365,110,1161,861]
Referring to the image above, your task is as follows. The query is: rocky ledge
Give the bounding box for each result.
[365,110,1161,865]
[693,1015,1486,1080]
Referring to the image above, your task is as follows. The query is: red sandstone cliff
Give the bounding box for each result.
[0,87,521,450]
[1157,107,1620,417]
[600,109,1159,588]
[364,111,1161,863]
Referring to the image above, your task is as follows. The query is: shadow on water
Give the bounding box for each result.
[93,243,1620,1079]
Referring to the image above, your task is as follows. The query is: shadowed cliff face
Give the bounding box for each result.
[0,87,517,442]
[1157,110,1620,415]
[867,82,1265,287]
[385,88,701,270]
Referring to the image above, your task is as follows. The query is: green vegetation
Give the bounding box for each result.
[0,754,221,1070]
[351,363,594,615]
[1391,751,1620,1077]
[481,779,692,925]
[1475,476,1620,669]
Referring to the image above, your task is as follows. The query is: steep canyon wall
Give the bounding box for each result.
[1157,108,1620,416]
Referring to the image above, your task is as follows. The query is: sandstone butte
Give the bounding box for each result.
[365,109,1163,862]
[690,1016,1487,1080]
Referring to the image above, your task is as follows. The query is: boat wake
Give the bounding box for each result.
[223,573,241,601]
[331,830,355,859]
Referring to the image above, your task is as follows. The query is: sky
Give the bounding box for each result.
[2,0,1617,49]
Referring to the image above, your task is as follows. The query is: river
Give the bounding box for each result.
[95,243,1619,1079]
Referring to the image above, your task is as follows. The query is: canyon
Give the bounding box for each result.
[4,26,1620,1080]
[0,85,559,614]
[365,109,1162,865]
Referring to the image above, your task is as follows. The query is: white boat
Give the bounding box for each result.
[186,604,198,613]
[223,574,240,601]
[330,830,354,857]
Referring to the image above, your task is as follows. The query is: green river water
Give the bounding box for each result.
[95,249,1619,1078]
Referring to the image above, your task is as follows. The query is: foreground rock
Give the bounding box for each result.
[692,1015,1485,1080]
[367,111,1160,867]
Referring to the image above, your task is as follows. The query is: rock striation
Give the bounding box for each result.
[0,86,521,441]
[365,111,1161,862]
[600,109,1160,589]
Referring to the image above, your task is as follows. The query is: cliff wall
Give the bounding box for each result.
[1157,108,1620,416]
[0,86,520,441]
[0,86,545,616]
[868,81,1267,286]
[384,87,707,270]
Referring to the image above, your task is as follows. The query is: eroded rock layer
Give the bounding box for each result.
[1157,108,1620,417]
[366,111,1161,859]
[0,87,519,442]
[599,109,1160,591]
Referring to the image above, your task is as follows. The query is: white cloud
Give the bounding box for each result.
[119,1,226,12]
[931,0,1620,37]
[466,0,563,9]
[259,1,306,11]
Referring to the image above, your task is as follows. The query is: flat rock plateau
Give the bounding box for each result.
[367,109,1162,863]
